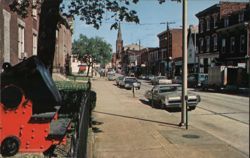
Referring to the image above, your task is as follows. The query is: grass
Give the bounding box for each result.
[55,81,89,91]
[67,75,89,81]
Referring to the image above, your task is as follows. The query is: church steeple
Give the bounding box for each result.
[117,23,122,41]
[116,22,123,56]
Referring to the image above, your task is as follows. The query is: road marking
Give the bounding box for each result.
[197,106,249,125]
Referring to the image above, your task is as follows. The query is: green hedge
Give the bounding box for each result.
[54,81,96,114]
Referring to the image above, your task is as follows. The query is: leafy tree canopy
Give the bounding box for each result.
[7,0,179,73]
[9,0,142,29]
[72,34,112,65]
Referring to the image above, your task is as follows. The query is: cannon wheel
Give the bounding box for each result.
[68,129,77,158]
[1,136,20,157]
[1,85,23,110]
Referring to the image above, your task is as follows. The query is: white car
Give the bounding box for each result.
[152,76,172,85]
[144,84,201,110]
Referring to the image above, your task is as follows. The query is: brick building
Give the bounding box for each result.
[137,47,158,75]
[157,28,183,76]
[196,1,249,73]
[0,0,39,67]
[217,3,250,70]
[121,44,142,75]
[0,0,73,73]
[53,16,74,73]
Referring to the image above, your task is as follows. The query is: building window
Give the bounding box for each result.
[224,17,229,27]
[213,15,217,28]
[18,25,25,59]
[230,37,235,53]
[33,33,37,55]
[206,36,210,52]
[18,0,23,4]
[238,12,244,23]
[199,38,204,53]
[163,50,166,59]
[213,34,217,51]
[32,0,37,20]
[206,17,210,31]
[222,38,226,53]
[240,35,245,52]
[200,20,204,33]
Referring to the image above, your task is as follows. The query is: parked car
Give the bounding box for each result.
[151,76,172,85]
[188,73,208,88]
[144,84,201,110]
[172,76,182,84]
[107,72,116,81]
[148,75,155,81]
[116,76,124,86]
[139,75,147,80]
[122,77,141,89]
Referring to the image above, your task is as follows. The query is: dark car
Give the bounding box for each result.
[188,73,208,88]
[123,77,141,89]
[172,76,182,84]
[116,76,124,86]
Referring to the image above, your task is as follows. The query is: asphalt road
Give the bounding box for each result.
[120,79,249,156]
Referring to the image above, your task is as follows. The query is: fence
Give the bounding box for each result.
[55,79,96,158]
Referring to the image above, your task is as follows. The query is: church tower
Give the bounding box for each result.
[116,23,123,58]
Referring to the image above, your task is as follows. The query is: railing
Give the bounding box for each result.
[55,79,96,158]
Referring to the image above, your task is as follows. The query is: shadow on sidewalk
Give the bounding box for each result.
[94,111,179,128]
[139,99,193,113]
[139,99,161,109]
[92,127,103,133]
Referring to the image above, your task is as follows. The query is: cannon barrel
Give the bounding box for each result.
[1,56,62,114]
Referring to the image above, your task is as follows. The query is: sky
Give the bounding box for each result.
[72,0,249,52]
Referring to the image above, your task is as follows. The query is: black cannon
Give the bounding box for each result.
[0,56,70,157]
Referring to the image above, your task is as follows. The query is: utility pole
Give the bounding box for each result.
[180,0,188,128]
[139,40,141,50]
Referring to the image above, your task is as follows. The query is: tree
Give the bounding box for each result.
[8,0,141,74]
[72,34,112,77]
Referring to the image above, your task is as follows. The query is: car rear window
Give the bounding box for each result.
[159,86,178,93]
[125,78,136,82]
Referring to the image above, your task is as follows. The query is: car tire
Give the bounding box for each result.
[160,102,165,109]
[189,106,196,111]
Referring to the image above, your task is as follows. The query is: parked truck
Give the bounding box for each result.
[202,66,248,91]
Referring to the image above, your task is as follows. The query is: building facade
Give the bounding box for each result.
[217,4,250,70]
[53,16,74,73]
[0,0,39,67]
[157,28,183,76]
[196,2,249,73]
[121,44,142,75]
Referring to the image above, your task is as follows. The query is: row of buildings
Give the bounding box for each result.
[0,0,73,73]
[112,1,250,79]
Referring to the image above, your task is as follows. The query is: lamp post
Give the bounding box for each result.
[247,22,250,74]
[180,0,188,128]
[168,56,172,78]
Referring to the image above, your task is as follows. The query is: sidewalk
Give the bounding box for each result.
[92,79,247,158]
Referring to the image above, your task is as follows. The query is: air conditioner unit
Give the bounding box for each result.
[21,52,27,59]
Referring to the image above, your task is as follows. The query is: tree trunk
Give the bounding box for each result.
[86,58,91,77]
[91,62,94,77]
[37,0,61,74]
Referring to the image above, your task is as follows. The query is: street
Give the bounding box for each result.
[103,78,249,156]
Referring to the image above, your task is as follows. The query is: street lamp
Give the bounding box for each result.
[167,56,172,78]
[180,0,188,129]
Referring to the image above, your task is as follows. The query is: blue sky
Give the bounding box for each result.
[72,0,248,52]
